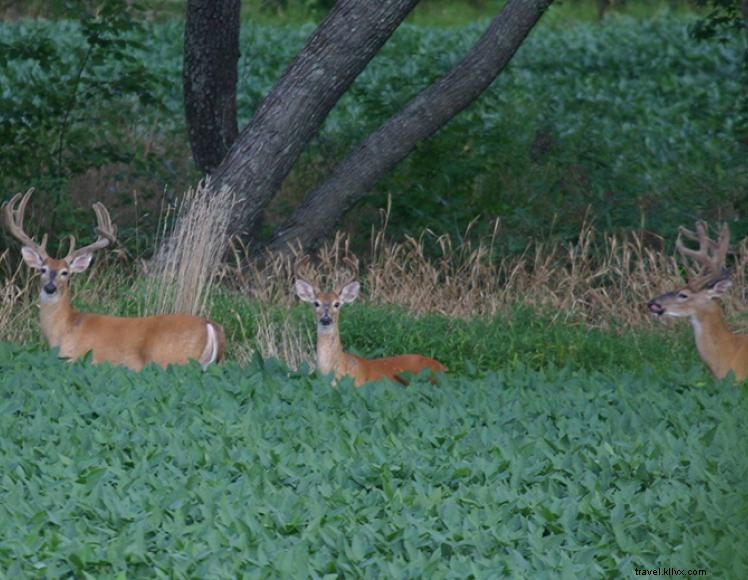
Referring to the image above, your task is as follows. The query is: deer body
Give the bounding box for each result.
[648,222,748,381]
[39,293,223,370]
[315,323,446,387]
[4,189,225,371]
[296,279,446,387]
[689,304,748,380]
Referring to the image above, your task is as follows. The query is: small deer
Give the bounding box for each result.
[4,188,225,370]
[647,221,748,381]
[295,278,447,387]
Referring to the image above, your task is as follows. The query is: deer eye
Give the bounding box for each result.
[40,267,47,274]
[333,302,340,308]
[60,270,69,277]
[677,292,689,299]
[313,301,320,308]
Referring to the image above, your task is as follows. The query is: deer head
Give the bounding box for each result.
[647,221,732,318]
[3,188,117,304]
[295,279,359,335]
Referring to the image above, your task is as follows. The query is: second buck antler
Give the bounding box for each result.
[295,279,447,387]
[647,221,748,381]
[4,189,225,370]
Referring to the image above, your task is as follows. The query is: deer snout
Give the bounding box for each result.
[43,282,57,295]
[647,299,665,316]
[319,314,333,326]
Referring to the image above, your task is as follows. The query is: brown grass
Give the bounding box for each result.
[237,219,748,330]
[0,249,35,344]
[145,180,236,316]
[252,308,315,370]
[2,215,747,366]
[224,218,748,369]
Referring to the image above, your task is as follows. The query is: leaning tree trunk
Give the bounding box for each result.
[208,0,420,237]
[184,0,240,174]
[263,0,554,253]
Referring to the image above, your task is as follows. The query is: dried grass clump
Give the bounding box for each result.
[237,218,748,331]
[145,180,236,316]
[0,250,36,344]
[251,309,315,371]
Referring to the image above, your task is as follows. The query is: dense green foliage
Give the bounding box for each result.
[1,339,746,576]
[0,1,164,244]
[1,14,745,251]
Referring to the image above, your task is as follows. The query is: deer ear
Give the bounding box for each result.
[338,281,360,304]
[68,252,93,273]
[21,246,45,270]
[707,277,732,297]
[295,279,317,303]
[706,269,732,298]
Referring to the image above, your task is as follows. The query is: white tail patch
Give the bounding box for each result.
[199,322,218,370]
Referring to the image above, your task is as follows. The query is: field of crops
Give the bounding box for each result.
[1,330,747,576]
[2,6,748,576]
[1,14,746,249]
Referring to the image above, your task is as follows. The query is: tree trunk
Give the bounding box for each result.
[184,0,240,174]
[264,0,554,253]
[208,0,420,237]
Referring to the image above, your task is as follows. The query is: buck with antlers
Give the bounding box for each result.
[647,221,748,381]
[3,188,224,370]
[295,278,447,387]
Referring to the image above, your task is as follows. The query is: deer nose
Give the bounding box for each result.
[43,282,57,295]
[647,300,664,316]
[320,315,332,326]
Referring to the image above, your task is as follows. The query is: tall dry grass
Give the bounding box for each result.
[2,210,747,366]
[224,218,748,368]
[237,219,748,330]
[144,180,236,316]
[0,249,36,344]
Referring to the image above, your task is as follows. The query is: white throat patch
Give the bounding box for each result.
[317,322,337,336]
[663,309,686,318]
[40,290,60,305]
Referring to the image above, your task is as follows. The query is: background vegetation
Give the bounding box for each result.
[0,0,746,255]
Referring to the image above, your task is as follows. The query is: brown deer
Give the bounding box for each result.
[295,278,447,387]
[647,221,748,381]
[4,188,225,370]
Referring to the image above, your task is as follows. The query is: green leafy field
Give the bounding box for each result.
[2,8,747,574]
[1,337,746,576]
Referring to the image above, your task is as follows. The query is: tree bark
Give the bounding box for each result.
[209,0,420,237]
[264,0,554,253]
[184,0,240,174]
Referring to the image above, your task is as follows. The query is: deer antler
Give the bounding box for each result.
[65,202,117,262]
[675,221,730,290]
[2,188,48,258]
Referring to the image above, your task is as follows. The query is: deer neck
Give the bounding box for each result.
[690,302,738,378]
[316,324,345,376]
[39,285,77,348]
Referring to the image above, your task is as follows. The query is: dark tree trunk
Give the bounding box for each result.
[184,0,240,174]
[263,0,554,253]
[208,0,420,237]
